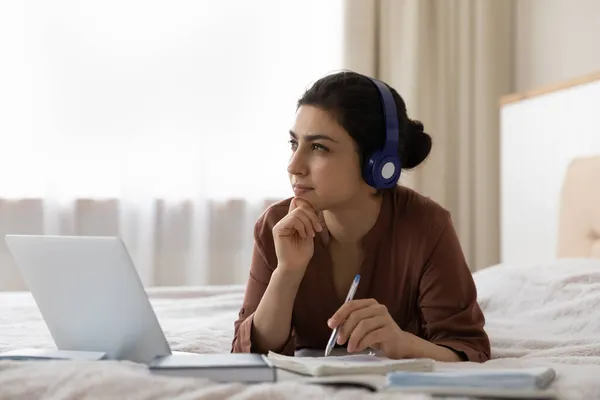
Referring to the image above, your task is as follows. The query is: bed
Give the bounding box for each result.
[1,156,600,399]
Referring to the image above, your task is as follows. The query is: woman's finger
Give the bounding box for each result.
[288,197,298,213]
[290,217,308,239]
[329,298,378,329]
[336,303,385,345]
[304,208,323,233]
[293,209,318,237]
[278,215,308,239]
[278,203,316,239]
[353,326,389,354]
[346,315,387,352]
[295,203,322,232]
[293,199,322,233]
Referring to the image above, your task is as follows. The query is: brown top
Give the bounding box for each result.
[231,186,491,362]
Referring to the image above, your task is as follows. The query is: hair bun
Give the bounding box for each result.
[408,119,424,135]
[402,119,432,169]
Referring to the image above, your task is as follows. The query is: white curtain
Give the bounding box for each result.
[343,0,514,271]
[0,0,345,290]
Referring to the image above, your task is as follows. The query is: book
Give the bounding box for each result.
[385,367,558,399]
[0,348,107,361]
[386,367,556,390]
[385,385,557,399]
[148,353,276,383]
[266,351,435,377]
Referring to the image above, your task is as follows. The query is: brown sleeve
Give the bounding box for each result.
[231,211,296,355]
[417,211,491,363]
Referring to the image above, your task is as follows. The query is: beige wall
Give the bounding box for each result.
[515,0,600,92]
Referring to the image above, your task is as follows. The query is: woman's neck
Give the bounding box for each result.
[322,194,383,246]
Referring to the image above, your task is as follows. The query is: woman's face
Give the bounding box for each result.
[288,105,372,211]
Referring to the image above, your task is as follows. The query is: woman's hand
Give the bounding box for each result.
[272,197,322,273]
[327,298,411,359]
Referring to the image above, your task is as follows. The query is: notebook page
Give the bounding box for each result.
[267,351,435,376]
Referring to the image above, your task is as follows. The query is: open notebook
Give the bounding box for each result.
[266,351,435,377]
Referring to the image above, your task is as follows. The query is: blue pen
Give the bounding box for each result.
[324,274,361,357]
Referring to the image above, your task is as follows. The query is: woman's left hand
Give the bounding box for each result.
[328,298,411,359]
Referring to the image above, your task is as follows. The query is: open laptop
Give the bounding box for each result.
[4,235,173,364]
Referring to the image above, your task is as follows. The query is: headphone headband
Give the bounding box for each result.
[362,76,402,189]
[368,78,400,152]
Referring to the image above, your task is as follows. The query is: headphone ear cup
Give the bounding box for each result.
[363,150,383,188]
[363,153,378,187]
[363,150,401,189]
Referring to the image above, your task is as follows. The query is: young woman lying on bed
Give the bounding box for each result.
[231,71,490,363]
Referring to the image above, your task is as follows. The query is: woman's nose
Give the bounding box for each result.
[287,149,308,176]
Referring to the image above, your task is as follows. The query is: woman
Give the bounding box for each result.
[231,71,490,362]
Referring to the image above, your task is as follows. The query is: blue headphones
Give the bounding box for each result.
[362,77,402,189]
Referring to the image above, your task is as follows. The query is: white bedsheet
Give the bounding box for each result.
[1,258,600,399]
[474,258,600,363]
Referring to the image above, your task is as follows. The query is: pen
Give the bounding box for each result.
[324,274,361,357]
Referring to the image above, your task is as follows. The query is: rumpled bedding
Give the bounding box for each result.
[1,258,600,399]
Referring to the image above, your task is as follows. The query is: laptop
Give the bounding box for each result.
[4,235,173,364]
[4,234,277,383]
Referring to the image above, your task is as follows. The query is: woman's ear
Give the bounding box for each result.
[362,178,378,196]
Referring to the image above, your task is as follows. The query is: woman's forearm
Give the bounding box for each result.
[251,267,304,353]
[405,333,463,362]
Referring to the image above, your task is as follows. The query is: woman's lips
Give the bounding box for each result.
[293,184,314,195]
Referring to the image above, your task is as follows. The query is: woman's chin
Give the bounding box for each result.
[293,192,320,209]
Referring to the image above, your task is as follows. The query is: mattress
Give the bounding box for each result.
[2,258,600,399]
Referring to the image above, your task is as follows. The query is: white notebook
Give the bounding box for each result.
[266,351,435,377]
[149,353,275,383]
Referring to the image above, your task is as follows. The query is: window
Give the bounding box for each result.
[0,0,345,201]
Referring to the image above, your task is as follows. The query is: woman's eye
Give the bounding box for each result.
[312,143,328,152]
[288,140,328,152]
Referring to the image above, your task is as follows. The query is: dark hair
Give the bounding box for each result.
[297,70,431,170]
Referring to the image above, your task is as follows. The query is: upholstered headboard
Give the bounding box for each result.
[500,72,600,264]
[557,156,600,258]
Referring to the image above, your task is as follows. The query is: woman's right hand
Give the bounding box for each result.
[272,197,322,272]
